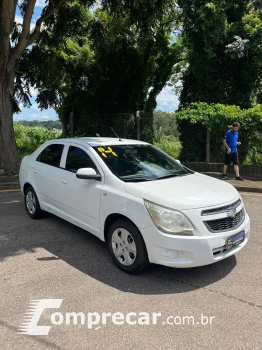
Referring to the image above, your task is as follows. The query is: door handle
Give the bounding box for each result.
[33,170,38,174]
[61,179,68,184]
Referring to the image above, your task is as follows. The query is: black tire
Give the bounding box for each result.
[24,186,43,219]
[107,219,150,274]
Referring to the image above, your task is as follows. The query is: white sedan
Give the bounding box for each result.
[19,137,250,273]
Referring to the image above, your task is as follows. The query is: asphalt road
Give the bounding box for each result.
[0,191,261,350]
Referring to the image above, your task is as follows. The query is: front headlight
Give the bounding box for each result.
[144,200,195,235]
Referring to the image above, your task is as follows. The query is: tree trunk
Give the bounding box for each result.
[0,68,21,173]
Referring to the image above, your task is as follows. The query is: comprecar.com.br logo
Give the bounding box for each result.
[18,299,215,335]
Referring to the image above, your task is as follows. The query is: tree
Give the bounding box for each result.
[52,1,183,139]
[0,0,91,173]
[1,0,182,150]
[153,110,179,137]
[176,102,262,163]
[172,0,262,109]
[16,119,62,130]
[14,122,61,158]
[0,0,183,173]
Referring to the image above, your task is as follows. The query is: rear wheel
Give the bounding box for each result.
[24,186,43,219]
[107,219,149,274]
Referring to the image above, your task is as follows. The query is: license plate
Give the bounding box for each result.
[226,231,245,250]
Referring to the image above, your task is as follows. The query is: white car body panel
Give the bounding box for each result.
[125,172,239,210]
[19,137,250,268]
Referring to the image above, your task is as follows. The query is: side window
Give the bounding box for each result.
[65,146,97,173]
[37,144,64,167]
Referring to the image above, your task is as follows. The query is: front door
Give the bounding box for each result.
[58,144,104,238]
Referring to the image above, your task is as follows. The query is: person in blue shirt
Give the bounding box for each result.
[222,122,244,181]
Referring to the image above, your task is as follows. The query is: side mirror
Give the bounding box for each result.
[176,159,181,164]
[76,168,101,181]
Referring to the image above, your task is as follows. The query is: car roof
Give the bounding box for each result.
[50,137,149,147]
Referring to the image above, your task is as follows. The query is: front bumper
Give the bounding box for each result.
[140,213,250,268]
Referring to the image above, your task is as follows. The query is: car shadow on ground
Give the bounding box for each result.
[0,198,237,295]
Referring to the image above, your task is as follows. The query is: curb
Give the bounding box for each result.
[201,173,262,193]
[0,182,20,191]
[232,186,262,193]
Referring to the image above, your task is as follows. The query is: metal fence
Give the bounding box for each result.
[66,112,154,143]
[63,108,262,166]
[178,126,228,163]
[208,130,226,163]
[66,112,226,163]
[178,126,262,165]
[1,112,261,172]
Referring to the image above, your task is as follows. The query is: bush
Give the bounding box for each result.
[154,134,182,159]
[176,103,262,164]
[153,110,179,137]
[244,134,262,165]
[14,123,61,158]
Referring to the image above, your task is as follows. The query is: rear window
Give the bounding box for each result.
[37,144,64,167]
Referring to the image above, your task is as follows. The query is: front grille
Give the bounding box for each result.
[204,208,245,232]
[201,199,241,216]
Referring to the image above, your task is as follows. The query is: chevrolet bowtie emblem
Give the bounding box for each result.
[227,210,237,218]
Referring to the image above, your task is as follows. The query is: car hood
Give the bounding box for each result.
[124,172,239,210]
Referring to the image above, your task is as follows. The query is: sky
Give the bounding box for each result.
[13,1,179,122]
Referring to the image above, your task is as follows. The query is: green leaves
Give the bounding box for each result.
[175,0,262,109]
[153,110,179,137]
[14,123,61,158]
[51,0,182,132]
[154,135,182,159]
[176,102,262,163]
[176,102,242,129]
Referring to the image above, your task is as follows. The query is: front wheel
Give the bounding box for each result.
[107,219,149,274]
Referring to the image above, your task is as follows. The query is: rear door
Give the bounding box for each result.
[32,143,66,215]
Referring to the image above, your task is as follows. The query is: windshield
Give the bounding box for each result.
[93,144,193,182]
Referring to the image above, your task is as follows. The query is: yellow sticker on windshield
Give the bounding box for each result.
[98,147,117,158]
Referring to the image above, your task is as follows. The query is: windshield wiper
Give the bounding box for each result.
[155,174,179,180]
[123,177,153,182]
